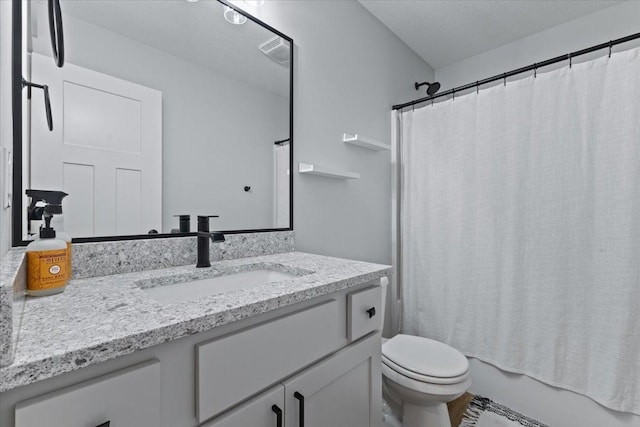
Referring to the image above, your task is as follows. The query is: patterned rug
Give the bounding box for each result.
[460,396,550,427]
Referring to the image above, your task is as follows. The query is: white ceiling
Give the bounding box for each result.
[60,0,290,97]
[358,0,622,69]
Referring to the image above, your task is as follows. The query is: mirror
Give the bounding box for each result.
[17,0,292,243]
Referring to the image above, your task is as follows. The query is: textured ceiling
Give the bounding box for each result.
[359,0,621,69]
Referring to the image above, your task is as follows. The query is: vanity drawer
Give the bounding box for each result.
[15,360,161,427]
[196,299,342,422]
[348,286,382,341]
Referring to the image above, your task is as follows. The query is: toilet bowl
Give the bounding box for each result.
[380,279,471,427]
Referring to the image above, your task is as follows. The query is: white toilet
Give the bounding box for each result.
[380,279,471,427]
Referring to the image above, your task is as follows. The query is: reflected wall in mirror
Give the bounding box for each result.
[20,0,292,242]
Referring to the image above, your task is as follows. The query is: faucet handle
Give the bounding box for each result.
[197,215,219,232]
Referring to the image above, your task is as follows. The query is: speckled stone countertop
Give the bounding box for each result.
[0,252,391,392]
[0,249,26,366]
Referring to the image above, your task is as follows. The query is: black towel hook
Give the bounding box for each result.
[22,78,53,131]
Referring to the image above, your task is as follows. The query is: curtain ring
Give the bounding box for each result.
[412,104,415,112]
[476,81,479,94]
[431,98,434,106]
[452,88,455,101]
[609,41,612,57]
[534,63,537,78]
[568,53,572,69]
[503,73,507,86]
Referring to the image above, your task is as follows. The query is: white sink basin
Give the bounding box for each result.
[141,269,297,305]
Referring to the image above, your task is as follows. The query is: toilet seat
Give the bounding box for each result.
[382,362,472,400]
[382,334,469,385]
[382,356,470,385]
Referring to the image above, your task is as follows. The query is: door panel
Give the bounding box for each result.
[15,360,161,427]
[284,333,382,427]
[30,52,162,237]
[203,385,284,427]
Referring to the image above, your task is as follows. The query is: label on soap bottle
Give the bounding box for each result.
[27,249,68,291]
[66,242,72,281]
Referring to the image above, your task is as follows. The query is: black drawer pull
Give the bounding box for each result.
[96,422,110,427]
[366,306,376,318]
[294,391,305,427]
[272,404,283,427]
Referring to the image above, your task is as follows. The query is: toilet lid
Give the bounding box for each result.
[382,334,469,379]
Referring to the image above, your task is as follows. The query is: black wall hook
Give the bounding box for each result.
[22,78,53,131]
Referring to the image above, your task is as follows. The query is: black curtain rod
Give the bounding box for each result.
[274,138,290,145]
[393,31,640,110]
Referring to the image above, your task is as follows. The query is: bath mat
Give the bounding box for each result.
[459,396,550,427]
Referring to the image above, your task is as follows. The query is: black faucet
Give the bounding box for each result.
[196,215,225,268]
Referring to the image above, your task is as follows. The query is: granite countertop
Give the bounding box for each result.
[0,252,391,392]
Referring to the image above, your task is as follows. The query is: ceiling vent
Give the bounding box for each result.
[259,36,290,65]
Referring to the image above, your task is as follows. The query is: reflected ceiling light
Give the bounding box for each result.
[223,5,247,25]
[243,0,265,6]
[186,0,199,2]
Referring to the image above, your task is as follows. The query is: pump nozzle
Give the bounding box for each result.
[26,189,68,216]
[26,189,68,238]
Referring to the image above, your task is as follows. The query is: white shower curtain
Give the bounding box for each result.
[274,143,290,228]
[401,47,640,414]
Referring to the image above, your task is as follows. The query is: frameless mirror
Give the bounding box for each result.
[18,0,292,243]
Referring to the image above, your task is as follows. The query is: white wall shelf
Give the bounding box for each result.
[298,163,360,179]
[342,133,390,151]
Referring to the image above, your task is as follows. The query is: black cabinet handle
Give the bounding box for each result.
[271,404,283,427]
[294,391,304,427]
[22,78,53,131]
[47,0,65,67]
[96,422,110,427]
[366,306,376,318]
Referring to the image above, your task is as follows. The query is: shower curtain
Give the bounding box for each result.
[401,47,640,414]
[274,143,290,228]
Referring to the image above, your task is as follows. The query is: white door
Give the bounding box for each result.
[30,53,162,237]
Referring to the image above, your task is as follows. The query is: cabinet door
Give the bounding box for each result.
[15,360,161,427]
[197,299,343,422]
[284,333,381,427]
[203,385,284,427]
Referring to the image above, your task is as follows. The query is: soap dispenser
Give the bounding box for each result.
[26,189,72,282]
[25,190,70,296]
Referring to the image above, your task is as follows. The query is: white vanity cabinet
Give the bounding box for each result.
[2,282,384,427]
[196,300,343,422]
[283,332,381,427]
[204,333,381,427]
